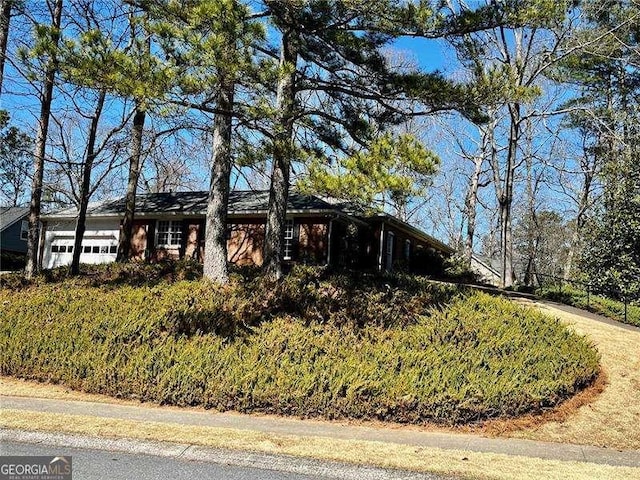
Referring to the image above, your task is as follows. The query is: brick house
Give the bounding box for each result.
[40,191,453,272]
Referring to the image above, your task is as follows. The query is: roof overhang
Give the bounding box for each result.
[0,208,29,233]
[372,214,455,255]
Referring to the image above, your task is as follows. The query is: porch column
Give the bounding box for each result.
[377,222,385,272]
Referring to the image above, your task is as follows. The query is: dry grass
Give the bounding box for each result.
[1,409,638,480]
[504,300,640,450]
[0,377,136,404]
[2,298,639,457]
[478,369,608,437]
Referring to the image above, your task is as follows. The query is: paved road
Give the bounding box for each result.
[1,439,446,480]
[4,395,640,468]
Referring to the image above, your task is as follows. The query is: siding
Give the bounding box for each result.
[297,218,328,264]
[42,218,120,269]
[0,219,28,254]
[228,219,265,266]
[39,215,335,270]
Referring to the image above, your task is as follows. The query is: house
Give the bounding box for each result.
[470,254,501,286]
[1,206,30,270]
[40,191,454,272]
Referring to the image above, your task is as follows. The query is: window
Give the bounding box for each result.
[404,239,411,261]
[79,244,117,255]
[157,220,182,247]
[385,232,394,271]
[283,219,294,260]
[20,220,28,240]
[51,245,59,253]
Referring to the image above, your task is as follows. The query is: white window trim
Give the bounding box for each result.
[156,220,182,248]
[20,220,29,240]
[283,219,295,260]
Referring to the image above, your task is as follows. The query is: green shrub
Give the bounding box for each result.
[0,258,204,291]
[0,276,600,425]
[442,254,480,284]
[538,285,640,328]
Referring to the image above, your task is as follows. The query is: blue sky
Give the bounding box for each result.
[1,5,585,255]
[393,37,453,73]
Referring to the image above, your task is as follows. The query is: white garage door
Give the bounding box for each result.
[49,237,118,268]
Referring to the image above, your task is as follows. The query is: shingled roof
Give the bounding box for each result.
[46,191,361,218]
[0,206,29,232]
[42,191,455,255]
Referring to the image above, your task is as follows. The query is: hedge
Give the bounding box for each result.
[0,275,600,425]
[538,285,640,328]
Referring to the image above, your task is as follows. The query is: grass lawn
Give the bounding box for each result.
[1,267,638,480]
[505,298,640,450]
[0,265,599,425]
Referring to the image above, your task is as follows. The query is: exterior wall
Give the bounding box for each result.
[0,218,28,254]
[227,219,265,266]
[40,215,332,270]
[226,217,329,267]
[296,217,329,265]
[130,220,151,260]
[42,218,120,269]
[184,221,204,261]
[368,220,450,274]
[470,257,501,286]
[38,213,453,274]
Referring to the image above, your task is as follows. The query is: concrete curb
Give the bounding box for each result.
[2,395,640,468]
[1,428,444,480]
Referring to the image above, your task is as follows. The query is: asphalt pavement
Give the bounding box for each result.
[3,395,640,468]
[1,435,449,480]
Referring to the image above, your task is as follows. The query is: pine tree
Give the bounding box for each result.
[140,0,268,283]
[299,133,439,220]
[260,0,505,280]
[0,0,12,93]
[557,0,640,299]
[21,0,63,278]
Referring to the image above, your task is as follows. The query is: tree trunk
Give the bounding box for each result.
[463,152,485,267]
[203,80,235,283]
[263,27,298,280]
[0,0,11,93]
[499,103,520,288]
[564,140,596,279]
[70,90,105,275]
[116,105,146,262]
[24,0,62,279]
[522,132,537,287]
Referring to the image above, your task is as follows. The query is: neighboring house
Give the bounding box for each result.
[470,254,501,286]
[0,206,30,270]
[40,191,454,272]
